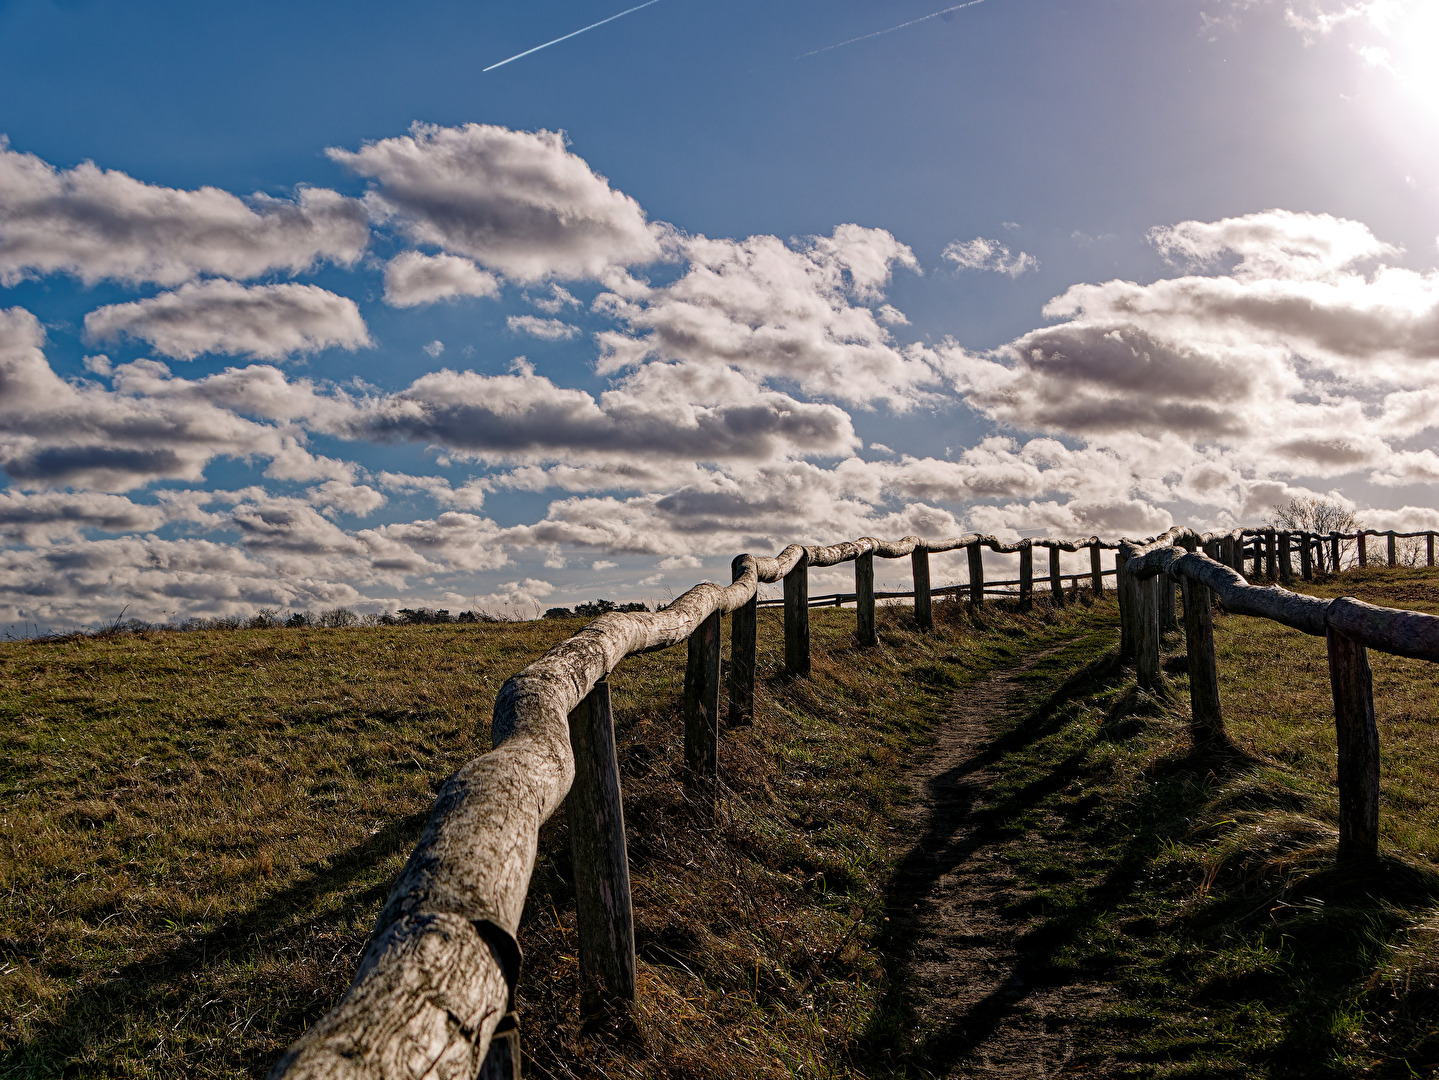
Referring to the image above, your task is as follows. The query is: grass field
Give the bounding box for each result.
[0,592,1116,1079]
[961,565,1439,1078]
[9,566,1439,1079]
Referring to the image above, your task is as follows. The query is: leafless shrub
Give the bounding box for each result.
[1268,496,1363,570]
[318,607,358,628]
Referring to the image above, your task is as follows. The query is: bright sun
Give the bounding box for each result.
[1372,1,1439,121]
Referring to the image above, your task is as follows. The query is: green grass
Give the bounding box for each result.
[933,565,1439,1079]
[0,593,1116,1079]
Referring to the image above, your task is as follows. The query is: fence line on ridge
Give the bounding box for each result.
[269,523,1439,1079]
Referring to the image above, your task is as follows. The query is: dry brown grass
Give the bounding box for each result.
[0,594,1116,1079]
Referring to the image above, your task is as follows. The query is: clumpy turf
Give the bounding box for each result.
[0,594,1112,1078]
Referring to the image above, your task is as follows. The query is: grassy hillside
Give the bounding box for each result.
[11,567,1438,1079]
[0,595,1117,1079]
[960,566,1439,1078]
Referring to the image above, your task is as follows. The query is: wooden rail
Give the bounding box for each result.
[268,530,1118,1078]
[1119,527,1439,869]
[270,522,1438,1077]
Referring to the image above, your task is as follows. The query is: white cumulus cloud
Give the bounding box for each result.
[0,139,368,287]
[84,280,372,360]
[383,250,500,307]
[328,122,664,283]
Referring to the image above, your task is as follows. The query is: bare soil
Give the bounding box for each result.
[880,653,1115,1078]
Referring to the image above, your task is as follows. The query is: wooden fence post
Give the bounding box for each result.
[1266,528,1278,581]
[566,680,637,1013]
[1221,534,1235,571]
[855,551,876,646]
[911,547,932,630]
[1326,626,1380,863]
[1018,542,1033,611]
[1049,544,1064,607]
[1090,542,1103,594]
[1279,531,1293,584]
[1329,532,1340,573]
[1160,569,1176,633]
[1429,532,1435,568]
[1180,576,1223,744]
[1388,531,1397,567]
[1136,574,1162,691]
[967,541,985,607]
[684,610,722,812]
[783,556,810,678]
[1116,551,1135,662]
[1315,532,1328,575]
[479,1017,520,1080]
[1358,530,1368,567]
[1300,532,1313,581]
[1250,534,1262,578]
[727,555,756,726]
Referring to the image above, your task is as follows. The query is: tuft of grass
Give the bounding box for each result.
[0,593,1116,1078]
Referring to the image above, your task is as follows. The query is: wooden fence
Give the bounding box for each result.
[268,523,1439,1079]
[267,530,1118,1079]
[1116,526,1439,871]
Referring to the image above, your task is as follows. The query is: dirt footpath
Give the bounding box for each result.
[880,657,1115,1078]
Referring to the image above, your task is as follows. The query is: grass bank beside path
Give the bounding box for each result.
[960,566,1439,1079]
[0,592,1116,1079]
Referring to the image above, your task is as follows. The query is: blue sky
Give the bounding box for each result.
[3,0,1439,630]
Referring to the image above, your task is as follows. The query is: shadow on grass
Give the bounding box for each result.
[2,809,430,1077]
[856,626,1439,1078]
[852,634,1272,1077]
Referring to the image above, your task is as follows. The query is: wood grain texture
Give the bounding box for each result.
[968,542,985,607]
[1327,627,1380,863]
[1090,542,1104,594]
[1181,576,1223,743]
[1136,573,1162,690]
[683,610,722,810]
[1049,544,1064,607]
[1116,550,1134,662]
[1018,543,1033,612]
[784,558,810,678]
[912,548,932,630]
[855,551,876,646]
[727,556,757,726]
[566,681,636,1012]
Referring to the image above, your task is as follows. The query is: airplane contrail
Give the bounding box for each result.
[483,0,667,72]
[797,0,987,60]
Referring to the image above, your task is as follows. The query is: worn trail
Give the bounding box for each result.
[880,651,1113,1078]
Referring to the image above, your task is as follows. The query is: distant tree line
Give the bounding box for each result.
[542,598,650,619]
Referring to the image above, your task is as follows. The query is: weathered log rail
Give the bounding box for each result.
[270,522,1438,1078]
[268,529,1118,1079]
[1118,526,1439,872]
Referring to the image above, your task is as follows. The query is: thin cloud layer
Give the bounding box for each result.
[943,236,1039,277]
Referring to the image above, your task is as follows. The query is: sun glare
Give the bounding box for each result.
[1372,1,1439,122]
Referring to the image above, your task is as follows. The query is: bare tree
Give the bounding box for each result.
[1267,496,1362,571]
